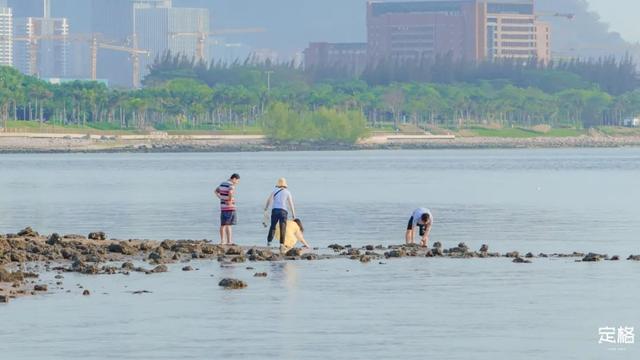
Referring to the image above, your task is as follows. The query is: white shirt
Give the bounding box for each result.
[412,208,433,227]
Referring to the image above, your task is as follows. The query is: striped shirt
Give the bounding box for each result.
[216,181,236,211]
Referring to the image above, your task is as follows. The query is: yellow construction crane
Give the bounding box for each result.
[89,37,150,88]
[536,12,575,20]
[170,28,266,63]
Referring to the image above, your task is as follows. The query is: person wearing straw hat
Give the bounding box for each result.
[264,177,297,248]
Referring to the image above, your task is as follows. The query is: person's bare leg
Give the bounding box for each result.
[405,230,413,244]
[226,226,233,245]
[219,226,226,245]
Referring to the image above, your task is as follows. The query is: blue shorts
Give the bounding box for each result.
[221,210,237,226]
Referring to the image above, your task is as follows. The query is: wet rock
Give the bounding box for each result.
[582,253,605,262]
[505,251,520,258]
[432,247,444,257]
[525,252,534,258]
[54,274,64,279]
[0,295,9,303]
[627,255,640,261]
[108,242,137,256]
[246,248,273,261]
[285,248,302,257]
[609,255,620,261]
[121,262,135,270]
[254,272,267,277]
[225,246,243,256]
[328,244,345,252]
[365,245,375,251]
[359,255,372,263]
[88,232,107,241]
[18,227,39,237]
[218,278,247,289]
[384,249,405,258]
[82,289,90,296]
[34,284,48,291]
[433,242,442,249]
[46,233,63,246]
[479,244,489,253]
[301,253,318,261]
[149,265,168,273]
[132,290,152,295]
[425,250,434,257]
[182,266,194,272]
[230,256,246,263]
[0,269,26,282]
[538,253,549,258]
[345,248,361,257]
[513,257,532,264]
[63,234,86,240]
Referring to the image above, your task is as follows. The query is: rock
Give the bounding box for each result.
[230,256,246,263]
[34,284,48,291]
[218,278,247,289]
[479,244,489,253]
[425,250,434,257]
[148,251,164,261]
[182,266,194,271]
[63,234,86,240]
[359,255,372,263]
[628,255,640,261]
[328,244,345,252]
[609,255,620,261]
[150,265,168,273]
[82,289,90,296]
[346,248,361,256]
[538,253,549,258]
[285,248,302,257]
[121,262,135,270]
[365,245,374,251]
[132,290,152,295]
[160,240,177,250]
[108,242,137,255]
[505,251,520,258]
[246,248,273,261]
[46,233,63,246]
[513,257,532,264]
[254,272,267,277]
[225,246,243,256]
[582,253,605,262]
[432,247,444,256]
[525,252,534,258]
[384,249,405,258]
[54,274,64,279]
[0,295,9,303]
[301,253,318,261]
[433,242,442,249]
[87,232,107,241]
[18,227,39,237]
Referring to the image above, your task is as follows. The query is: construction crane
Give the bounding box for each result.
[169,28,266,63]
[89,37,150,88]
[536,12,575,20]
[6,34,92,76]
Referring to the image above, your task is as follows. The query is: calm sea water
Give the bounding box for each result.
[1,149,639,359]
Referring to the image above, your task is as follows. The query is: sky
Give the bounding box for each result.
[587,0,639,43]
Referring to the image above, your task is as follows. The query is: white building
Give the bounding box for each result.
[623,117,640,127]
[14,16,69,77]
[0,3,12,67]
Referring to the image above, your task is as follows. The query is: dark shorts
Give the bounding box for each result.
[221,210,237,226]
[407,217,426,236]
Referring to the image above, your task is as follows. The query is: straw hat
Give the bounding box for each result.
[276,178,288,188]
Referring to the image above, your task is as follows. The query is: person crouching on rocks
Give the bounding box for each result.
[406,208,433,247]
[264,177,297,248]
[276,218,310,253]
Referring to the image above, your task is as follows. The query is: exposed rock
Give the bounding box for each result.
[82,289,90,296]
[328,244,345,252]
[582,253,605,262]
[627,255,640,261]
[609,255,620,261]
[225,246,243,256]
[63,234,86,240]
[46,233,63,246]
[149,265,168,273]
[0,295,9,303]
[108,242,137,255]
[88,232,107,241]
[121,262,135,270]
[246,248,273,261]
[254,272,267,277]
[505,251,520,258]
[34,284,48,291]
[160,240,177,250]
[359,255,372,263]
[433,242,442,249]
[132,290,152,295]
[285,248,302,257]
[365,245,375,251]
[301,253,318,261]
[218,278,247,289]
[18,227,39,237]
[384,249,405,258]
[230,256,246,263]
[479,244,489,253]
[182,266,194,272]
[525,252,535,258]
[513,257,532,264]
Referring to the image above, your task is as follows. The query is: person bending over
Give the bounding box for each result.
[406,208,433,247]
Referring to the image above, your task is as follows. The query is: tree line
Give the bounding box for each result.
[1,52,640,143]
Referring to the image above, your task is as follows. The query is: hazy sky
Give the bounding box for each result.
[588,0,639,43]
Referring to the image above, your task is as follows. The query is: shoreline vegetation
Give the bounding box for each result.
[2,227,639,303]
[2,55,640,148]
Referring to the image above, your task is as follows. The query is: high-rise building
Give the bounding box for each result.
[0,4,12,67]
[304,42,368,75]
[366,0,550,63]
[135,6,209,81]
[14,15,69,77]
[90,0,173,87]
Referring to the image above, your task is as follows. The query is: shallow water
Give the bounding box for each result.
[1,149,639,359]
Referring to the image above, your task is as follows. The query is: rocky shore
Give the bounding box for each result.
[1,134,640,153]
[2,227,639,303]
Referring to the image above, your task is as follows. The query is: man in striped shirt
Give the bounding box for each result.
[214,173,240,245]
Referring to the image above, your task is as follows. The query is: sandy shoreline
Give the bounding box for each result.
[1,133,640,153]
[1,227,639,304]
